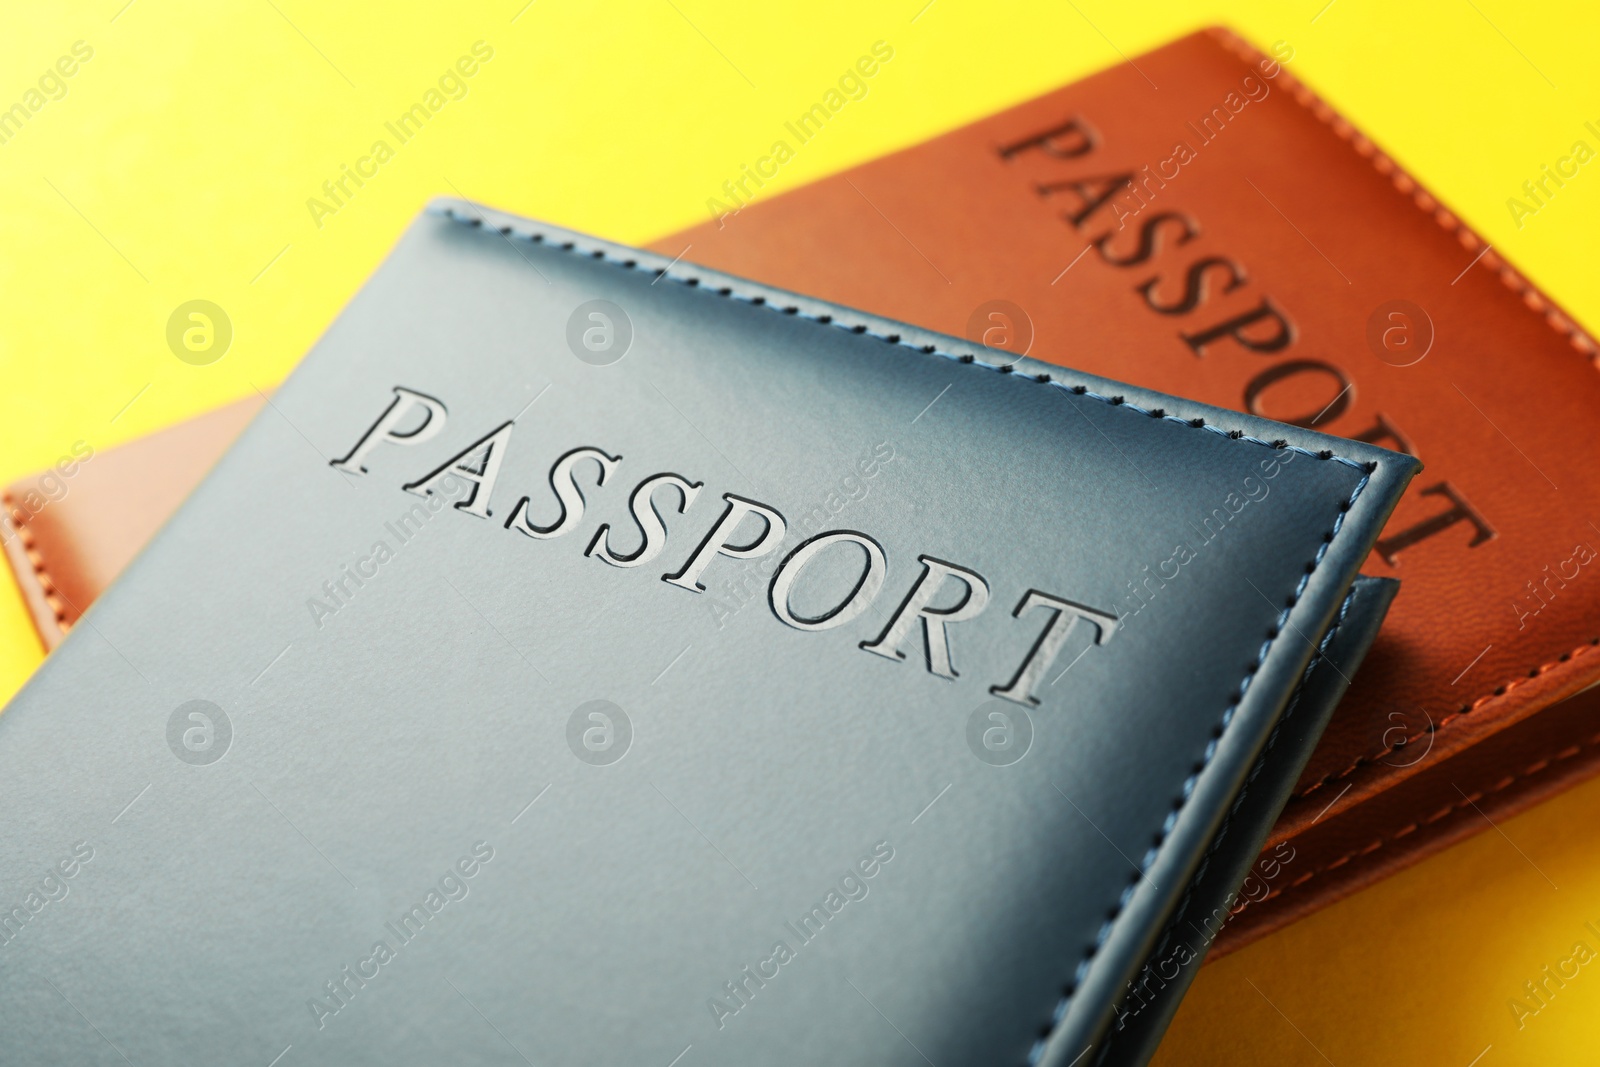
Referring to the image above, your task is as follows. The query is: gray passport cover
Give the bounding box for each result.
[0,199,1416,1066]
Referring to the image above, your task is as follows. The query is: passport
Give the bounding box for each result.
[0,199,1412,1065]
[9,25,1594,960]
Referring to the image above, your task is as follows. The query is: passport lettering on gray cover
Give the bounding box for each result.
[0,199,1415,1066]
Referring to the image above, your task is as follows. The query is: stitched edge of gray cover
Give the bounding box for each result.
[1100,574,1398,1064]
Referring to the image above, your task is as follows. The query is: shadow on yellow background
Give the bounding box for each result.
[1,2,1597,1062]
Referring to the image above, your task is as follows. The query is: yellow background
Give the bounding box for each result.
[2,1,1597,1062]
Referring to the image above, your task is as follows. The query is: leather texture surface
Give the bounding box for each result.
[6,26,1592,959]
[646,27,1600,951]
[0,200,1413,1066]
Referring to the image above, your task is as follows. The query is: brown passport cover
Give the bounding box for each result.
[6,28,1599,954]
[2,397,264,643]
